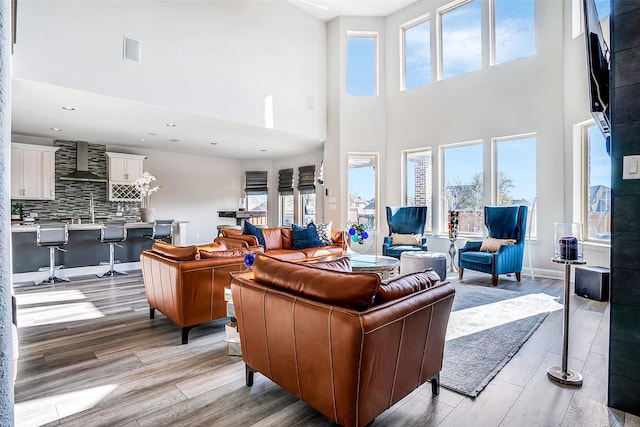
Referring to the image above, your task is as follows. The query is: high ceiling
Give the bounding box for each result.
[10,0,418,159]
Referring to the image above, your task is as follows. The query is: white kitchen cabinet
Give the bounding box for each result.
[11,143,59,200]
[105,152,147,201]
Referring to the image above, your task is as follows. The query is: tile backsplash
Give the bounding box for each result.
[12,140,140,221]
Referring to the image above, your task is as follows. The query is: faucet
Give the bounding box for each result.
[89,193,95,224]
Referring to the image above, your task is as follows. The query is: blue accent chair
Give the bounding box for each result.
[458,205,528,286]
[382,206,428,259]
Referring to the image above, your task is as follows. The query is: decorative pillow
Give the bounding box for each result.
[316,221,333,245]
[243,221,266,248]
[479,237,516,253]
[391,233,422,246]
[376,270,442,303]
[291,223,324,250]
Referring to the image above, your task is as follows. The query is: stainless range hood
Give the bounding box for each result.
[59,141,107,182]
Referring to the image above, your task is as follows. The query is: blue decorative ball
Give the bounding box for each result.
[244,253,255,268]
[348,228,356,236]
[361,231,368,240]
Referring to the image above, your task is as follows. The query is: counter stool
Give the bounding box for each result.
[36,222,70,285]
[400,251,447,282]
[147,220,174,242]
[98,221,127,277]
[217,224,241,236]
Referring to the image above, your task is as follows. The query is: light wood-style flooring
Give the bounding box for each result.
[12,270,640,426]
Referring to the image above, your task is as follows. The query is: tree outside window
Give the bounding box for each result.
[442,142,483,234]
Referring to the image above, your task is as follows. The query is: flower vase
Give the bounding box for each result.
[141,207,155,223]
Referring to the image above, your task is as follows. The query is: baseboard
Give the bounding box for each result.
[13,262,141,285]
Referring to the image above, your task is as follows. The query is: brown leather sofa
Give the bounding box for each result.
[217,226,344,261]
[140,241,263,344]
[230,254,455,427]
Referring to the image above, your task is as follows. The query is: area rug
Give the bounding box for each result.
[440,283,561,398]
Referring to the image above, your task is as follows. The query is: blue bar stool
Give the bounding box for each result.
[98,221,127,277]
[36,222,70,285]
[147,220,174,242]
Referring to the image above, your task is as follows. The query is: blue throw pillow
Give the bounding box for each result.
[292,222,324,250]
[243,221,266,248]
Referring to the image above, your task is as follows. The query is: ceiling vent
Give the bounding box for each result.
[123,36,141,63]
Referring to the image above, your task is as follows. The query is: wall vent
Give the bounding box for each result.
[123,36,141,63]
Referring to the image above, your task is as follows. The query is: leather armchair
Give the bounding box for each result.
[458,205,528,286]
[382,206,428,259]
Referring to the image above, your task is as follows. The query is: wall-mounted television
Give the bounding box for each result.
[583,0,611,149]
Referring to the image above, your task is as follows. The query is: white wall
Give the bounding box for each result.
[107,145,243,244]
[14,0,327,141]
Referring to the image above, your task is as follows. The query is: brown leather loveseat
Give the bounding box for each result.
[140,241,262,344]
[230,254,455,427]
[217,226,344,261]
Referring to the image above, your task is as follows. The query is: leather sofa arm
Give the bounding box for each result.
[214,236,249,249]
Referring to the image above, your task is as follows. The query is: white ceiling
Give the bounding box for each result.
[10,0,418,159]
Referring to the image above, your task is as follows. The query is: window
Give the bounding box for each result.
[442,142,483,234]
[245,171,268,225]
[298,165,316,225]
[278,168,294,226]
[402,16,431,90]
[492,0,535,65]
[347,32,378,96]
[403,148,433,232]
[494,134,537,236]
[583,123,611,242]
[348,154,378,229]
[595,0,610,19]
[439,0,482,80]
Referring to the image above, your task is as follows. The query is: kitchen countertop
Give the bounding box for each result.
[11,221,189,233]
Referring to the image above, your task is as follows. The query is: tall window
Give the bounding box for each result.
[347,32,378,96]
[402,16,431,90]
[492,0,535,65]
[442,142,483,234]
[494,134,537,236]
[245,171,268,225]
[583,123,611,242]
[298,165,316,225]
[278,168,294,226]
[404,149,433,232]
[439,0,482,80]
[348,154,378,229]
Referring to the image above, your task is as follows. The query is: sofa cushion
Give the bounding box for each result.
[264,249,307,262]
[221,228,242,237]
[252,254,380,311]
[460,251,494,265]
[316,221,333,245]
[377,269,441,303]
[196,242,227,252]
[307,256,352,272]
[479,237,516,253]
[391,233,422,246]
[292,223,324,249]
[243,222,266,248]
[262,228,284,251]
[300,246,344,259]
[199,248,248,259]
[151,242,198,261]
[281,227,294,250]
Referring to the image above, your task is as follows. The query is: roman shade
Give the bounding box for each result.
[278,168,294,195]
[297,165,316,194]
[244,171,268,195]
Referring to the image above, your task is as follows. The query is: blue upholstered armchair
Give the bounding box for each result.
[382,206,428,259]
[458,205,528,286]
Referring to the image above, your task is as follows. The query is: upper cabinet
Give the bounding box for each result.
[11,143,59,200]
[105,152,146,201]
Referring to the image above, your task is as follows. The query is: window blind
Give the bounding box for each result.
[244,171,268,195]
[297,165,316,194]
[278,168,294,195]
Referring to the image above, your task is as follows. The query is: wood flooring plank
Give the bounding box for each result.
[373,390,453,427]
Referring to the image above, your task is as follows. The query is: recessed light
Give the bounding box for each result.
[260,149,267,152]
[147,132,158,136]
[61,106,75,111]
[168,138,181,142]
[166,123,176,127]
[50,127,62,131]
[138,138,146,142]
[210,142,218,146]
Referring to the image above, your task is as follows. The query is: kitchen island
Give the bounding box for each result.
[11,221,189,281]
